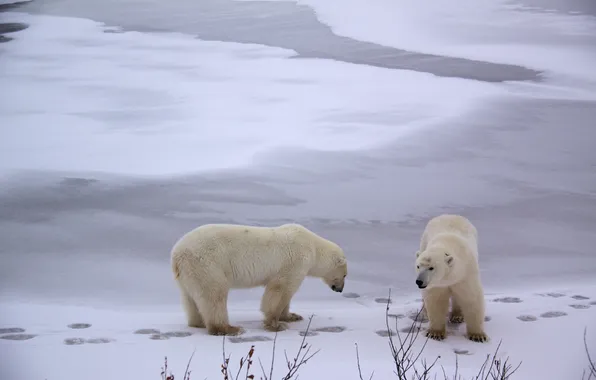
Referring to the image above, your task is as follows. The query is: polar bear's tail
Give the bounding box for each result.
[171,256,181,280]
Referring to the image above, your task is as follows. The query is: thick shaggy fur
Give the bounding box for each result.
[415,214,488,343]
[171,223,348,336]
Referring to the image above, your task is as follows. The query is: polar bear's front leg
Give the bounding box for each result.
[423,287,450,341]
[261,279,303,332]
[451,281,488,343]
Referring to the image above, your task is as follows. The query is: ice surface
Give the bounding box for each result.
[0,12,508,177]
[290,0,596,80]
[1,2,596,380]
[0,0,30,5]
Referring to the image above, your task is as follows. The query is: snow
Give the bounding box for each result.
[1,2,596,380]
[1,284,595,380]
[0,12,507,177]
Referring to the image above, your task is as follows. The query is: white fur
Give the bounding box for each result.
[414,214,488,342]
[170,223,348,336]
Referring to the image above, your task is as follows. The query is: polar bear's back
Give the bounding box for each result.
[424,214,478,251]
[170,223,315,288]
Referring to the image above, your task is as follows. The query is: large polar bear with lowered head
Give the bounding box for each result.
[414,214,488,343]
[171,223,348,336]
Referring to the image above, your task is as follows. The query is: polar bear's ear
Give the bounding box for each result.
[445,252,454,266]
[335,256,347,265]
[415,250,421,258]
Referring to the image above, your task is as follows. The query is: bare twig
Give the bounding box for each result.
[585,327,596,379]
[281,315,320,380]
[183,349,196,380]
[355,343,375,380]
[382,289,438,379]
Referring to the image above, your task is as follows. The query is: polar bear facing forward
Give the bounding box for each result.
[171,223,348,336]
[415,214,488,343]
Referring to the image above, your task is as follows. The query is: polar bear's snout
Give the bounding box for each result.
[415,272,428,289]
[331,283,344,293]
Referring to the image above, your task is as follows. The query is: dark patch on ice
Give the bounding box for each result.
[493,297,523,303]
[539,292,566,298]
[571,295,590,300]
[149,334,169,340]
[590,301,596,305]
[0,327,25,334]
[228,335,272,343]
[163,331,193,338]
[375,329,396,337]
[389,313,406,320]
[312,326,346,333]
[134,328,161,334]
[298,330,318,337]
[86,337,114,344]
[0,22,28,34]
[0,35,12,43]
[454,349,472,355]
[64,337,86,345]
[407,310,429,323]
[1,333,36,341]
[60,177,98,187]
[540,311,567,318]
[375,297,392,304]
[342,292,360,299]
[485,316,492,322]
[0,1,33,12]
[399,325,422,333]
[68,323,91,329]
[569,304,590,310]
[516,315,537,322]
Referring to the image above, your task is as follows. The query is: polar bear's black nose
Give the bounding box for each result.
[416,280,424,287]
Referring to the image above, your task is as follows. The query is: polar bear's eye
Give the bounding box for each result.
[416,265,420,269]
[429,267,434,271]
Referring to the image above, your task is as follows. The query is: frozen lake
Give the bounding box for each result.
[1,0,596,379]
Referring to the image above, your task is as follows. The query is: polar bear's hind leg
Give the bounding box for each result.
[449,290,465,324]
[180,288,205,328]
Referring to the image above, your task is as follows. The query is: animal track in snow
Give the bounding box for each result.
[540,311,567,318]
[228,335,272,343]
[493,297,523,303]
[516,315,537,322]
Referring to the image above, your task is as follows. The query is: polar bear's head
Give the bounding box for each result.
[414,248,454,289]
[320,250,348,293]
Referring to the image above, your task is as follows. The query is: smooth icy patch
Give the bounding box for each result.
[0,12,507,177]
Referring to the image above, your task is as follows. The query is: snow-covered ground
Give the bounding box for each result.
[1,0,596,379]
[2,285,596,379]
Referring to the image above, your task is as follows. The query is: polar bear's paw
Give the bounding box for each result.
[426,328,446,341]
[279,312,304,322]
[263,319,289,332]
[467,331,489,343]
[207,324,244,336]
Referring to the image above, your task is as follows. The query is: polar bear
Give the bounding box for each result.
[414,214,488,343]
[170,223,348,336]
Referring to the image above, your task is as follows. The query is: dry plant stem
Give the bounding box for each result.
[585,328,596,378]
[281,315,320,380]
[472,340,521,380]
[384,289,439,379]
[257,314,319,380]
[355,343,375,380]
[183,349,196,380]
